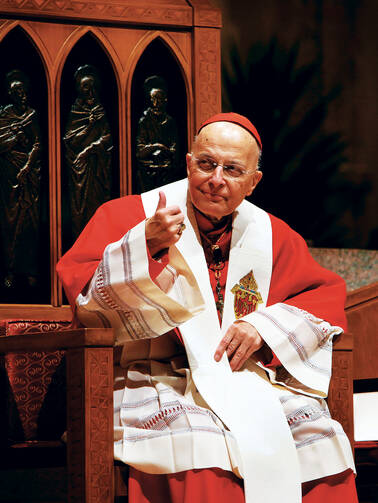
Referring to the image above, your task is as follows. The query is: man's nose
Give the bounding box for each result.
[209,165,225,185]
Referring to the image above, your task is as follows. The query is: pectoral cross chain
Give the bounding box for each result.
[215,269,224,317]
[212,244,225,318]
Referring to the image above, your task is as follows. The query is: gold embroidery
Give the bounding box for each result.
[231,270,263,319]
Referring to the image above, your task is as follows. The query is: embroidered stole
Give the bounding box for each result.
[141,179,302,503]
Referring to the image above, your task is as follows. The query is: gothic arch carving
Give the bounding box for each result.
[126,32,192,194]
[53,26,122,103]
[58,28,120,251]
[0,21,51,82]
[125,31,192,111]
[0,22,50,303]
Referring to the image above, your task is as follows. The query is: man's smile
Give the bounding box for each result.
[201,190,226,201]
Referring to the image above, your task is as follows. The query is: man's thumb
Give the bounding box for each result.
[156,191,166,211]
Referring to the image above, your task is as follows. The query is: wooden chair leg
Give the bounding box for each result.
[66,347,114,503]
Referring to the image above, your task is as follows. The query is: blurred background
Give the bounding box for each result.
[212,0,377,249]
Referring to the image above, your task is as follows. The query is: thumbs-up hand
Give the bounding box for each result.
[145,191,185,256]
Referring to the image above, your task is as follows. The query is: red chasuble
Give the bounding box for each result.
[128,466,357,503]
[57,195,347,332]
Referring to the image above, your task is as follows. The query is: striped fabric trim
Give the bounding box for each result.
[295,428,337,449]
[137,403,219,430]
[93,260,123,311]
[105,237,159,335]
[119,425,233,444]
[280,304,333,351]
[119,395,232,443]
[94,310,112,328]
[76,218,204,341]
[256,308,331,376]
[116,311,153,340]
[93,244,159,338]
[286,405,331,429]
[121,232,179,329]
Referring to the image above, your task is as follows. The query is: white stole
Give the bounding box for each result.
[141,179,302,503]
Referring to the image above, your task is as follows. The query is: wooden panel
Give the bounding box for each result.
[0,304,72,321]
[0,327,115,352]
[333,331,353,350]
[188,0,222,27]
[193,26,222,131]
[0,0,193,28]
[346,282,378,380]
[0,3,222,313]
[346,281,378,309]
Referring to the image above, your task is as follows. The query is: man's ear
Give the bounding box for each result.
[246,170,263,196]
[186,153,192,177]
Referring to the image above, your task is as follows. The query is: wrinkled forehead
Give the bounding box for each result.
[194,121,260,157]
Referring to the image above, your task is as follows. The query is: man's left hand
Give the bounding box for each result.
[214,321,263,371]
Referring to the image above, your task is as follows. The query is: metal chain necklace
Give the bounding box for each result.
[199,226,230,318]
[212,247,225,317]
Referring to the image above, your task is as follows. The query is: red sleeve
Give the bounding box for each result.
[56,195,145,306]
[146,247,170,282]
[265,352,282,368]
[267,214,347,332]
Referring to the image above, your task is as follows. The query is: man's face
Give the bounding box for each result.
[186,122,262,220]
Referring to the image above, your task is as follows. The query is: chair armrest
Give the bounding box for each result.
[333,331,353,351]
[0,327,115,353]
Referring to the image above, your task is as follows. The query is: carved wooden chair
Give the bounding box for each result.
[0,325,117,503]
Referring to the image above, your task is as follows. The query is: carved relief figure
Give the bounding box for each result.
[136,76,179,192]
[0,70,41,291]
[64,64,112,240]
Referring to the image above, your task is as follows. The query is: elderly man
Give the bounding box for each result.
[57,113,357,503]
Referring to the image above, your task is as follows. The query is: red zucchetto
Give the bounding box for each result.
[197,112,262,150]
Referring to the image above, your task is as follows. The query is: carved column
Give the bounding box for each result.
[193,25,222,131]
[66,347,114,503]
[190,0,222,128]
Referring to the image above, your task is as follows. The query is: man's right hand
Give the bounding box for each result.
[145,191,185,257]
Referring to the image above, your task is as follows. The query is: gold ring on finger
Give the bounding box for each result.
[177,223,186,236]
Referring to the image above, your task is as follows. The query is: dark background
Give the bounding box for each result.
[212,0,377,249]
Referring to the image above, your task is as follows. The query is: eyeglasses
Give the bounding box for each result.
[191,154,253,179]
